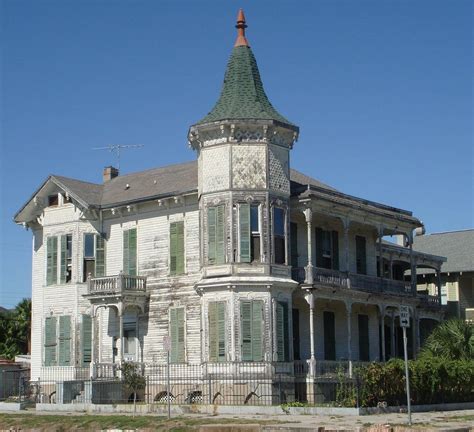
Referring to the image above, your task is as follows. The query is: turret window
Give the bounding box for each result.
[273,207,286,265]
[239,203,261,263]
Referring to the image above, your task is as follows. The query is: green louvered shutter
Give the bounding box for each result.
[217,302,226,361]
[315,228,323,268]
[58,315,71,366]
[332,230,339,270]
[60,235,68,283]
[241,301,252,361]
[123,229,137,276]
[170,222,185,275]
[208,302,218,362]
[123,230,130,273]
[276,301,289,361]
[44,317,57,366]
[216,205,225,264]
[208,207,216,264]
[95,235,106,277]
[170,308,185,363]
[46,237,58,286]
[239,204,251,263]
[251,301,263,361]
[82,315,92,365]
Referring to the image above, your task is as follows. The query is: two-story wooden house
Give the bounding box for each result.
[14,10,445,404]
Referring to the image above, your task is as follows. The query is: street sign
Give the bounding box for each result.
[400,305,410,328]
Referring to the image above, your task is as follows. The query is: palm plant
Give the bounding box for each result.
[420,319,473,360]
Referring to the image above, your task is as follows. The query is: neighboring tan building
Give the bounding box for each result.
[414,229,474,321]
[14,11,445,404]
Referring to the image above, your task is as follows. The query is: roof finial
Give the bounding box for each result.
[234,9,249,47]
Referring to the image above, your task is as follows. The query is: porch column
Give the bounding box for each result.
[378,304,386,362]
[378,225,384,279]
[342,218,350,272]
[390,310,396,358]
[436,268,443,305]
[408,233,417,295]
[307,292,316,363]
[345,301,352,377]
[119,309,124,363]
[304,207,314,284]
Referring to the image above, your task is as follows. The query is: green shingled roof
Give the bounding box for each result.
[196,45,294,126]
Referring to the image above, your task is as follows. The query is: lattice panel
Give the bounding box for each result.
[232,146,266,189]
[269,145,290,194]
[201,146,230,193]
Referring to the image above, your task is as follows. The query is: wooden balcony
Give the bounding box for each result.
[86,273,146,296]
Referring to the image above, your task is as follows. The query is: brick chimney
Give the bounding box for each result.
[103,166,119,182]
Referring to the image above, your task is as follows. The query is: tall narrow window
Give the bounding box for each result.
[240,300,263,361]
[290,223,298,268]
[273,207,286,264]
[46,237,58,286]
[123,319,137,361]
[83,234,106,281]
[58,315,71,366]
[315,228,339,270]
[123,228,137,276]
[276,301,289,362]
[292,308,300,360]
[44,316,57,366]
[358,314,370,361]
[208,302,226,362]
[170,308,185,363]
[59,234,72,283]
[81,315,92,366]
[239,204,260,263]
[323,311,336,360]
[170,221,185,275]
[356,235,367,275]
[207,205,225,265]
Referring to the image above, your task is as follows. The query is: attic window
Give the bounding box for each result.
[48,194,59,207]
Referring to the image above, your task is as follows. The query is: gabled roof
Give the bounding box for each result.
[413,230,474,273]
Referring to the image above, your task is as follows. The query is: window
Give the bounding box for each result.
[83,234,106,281]
[123,228,137,276]
[239,204,261,263]
[315,228,339,270]
[46,234,73,285]
[356,235,367,275]
[273,207,286,264]
[123,319,137,360]
[208,302,226,362]
[170,221,185,275]
[48,194,59,207]
[292,308,300,360]
[44,315,71,366]
[81,315,92,365]
[323,311,336,360]
[240,300,263,361]
[207,205,225,265]
[170,308,185,363]
[358,314,370,361]
[276,301,289,362]
[290,223,298,268]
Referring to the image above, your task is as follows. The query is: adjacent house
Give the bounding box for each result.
[14,11,445,404]
[414,230,474,321]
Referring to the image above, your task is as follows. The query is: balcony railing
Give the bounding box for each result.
[87,273,147,296]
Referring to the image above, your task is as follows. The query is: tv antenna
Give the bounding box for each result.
[92,144,144,170]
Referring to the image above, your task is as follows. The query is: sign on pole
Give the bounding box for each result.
[400,305,412,425]
[400,305,410,328]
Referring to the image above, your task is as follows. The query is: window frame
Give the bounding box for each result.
[83,233,106,281]
[273,206,287,265]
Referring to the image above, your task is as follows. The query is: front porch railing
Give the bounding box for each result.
[87,273,147,296]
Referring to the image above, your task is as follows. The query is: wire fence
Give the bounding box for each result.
[32,361,361,407]
[0,368,30,402]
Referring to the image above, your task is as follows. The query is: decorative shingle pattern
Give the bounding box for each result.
[196,46,294,126]
[269,145,290,194]
[201,146,230,193]
[232,145,266,189]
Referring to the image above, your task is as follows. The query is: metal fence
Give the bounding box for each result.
[34,361,360,407]
[0,368,30,401]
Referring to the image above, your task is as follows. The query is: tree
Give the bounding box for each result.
[120,362,146,416]
[0,298,31,360]
[420,319,473,361]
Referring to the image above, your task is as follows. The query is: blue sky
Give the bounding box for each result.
[1,0,472,308]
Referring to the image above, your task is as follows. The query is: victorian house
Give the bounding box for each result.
[14,11,445,403]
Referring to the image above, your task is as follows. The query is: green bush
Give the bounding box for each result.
[357,357,474,407]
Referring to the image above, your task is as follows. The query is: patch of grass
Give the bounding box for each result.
[439,414,474,422]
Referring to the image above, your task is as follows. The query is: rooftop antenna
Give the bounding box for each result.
[92,144,144,171]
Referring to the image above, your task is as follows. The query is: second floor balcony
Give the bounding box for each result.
[86,272,147,297]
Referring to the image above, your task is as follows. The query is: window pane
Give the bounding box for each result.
[84,234,95,258]
[250,205,259,232]
[66,234,73,259]
[274,208,285,236]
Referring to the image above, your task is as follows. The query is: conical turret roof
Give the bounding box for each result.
[195,10,295,127]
